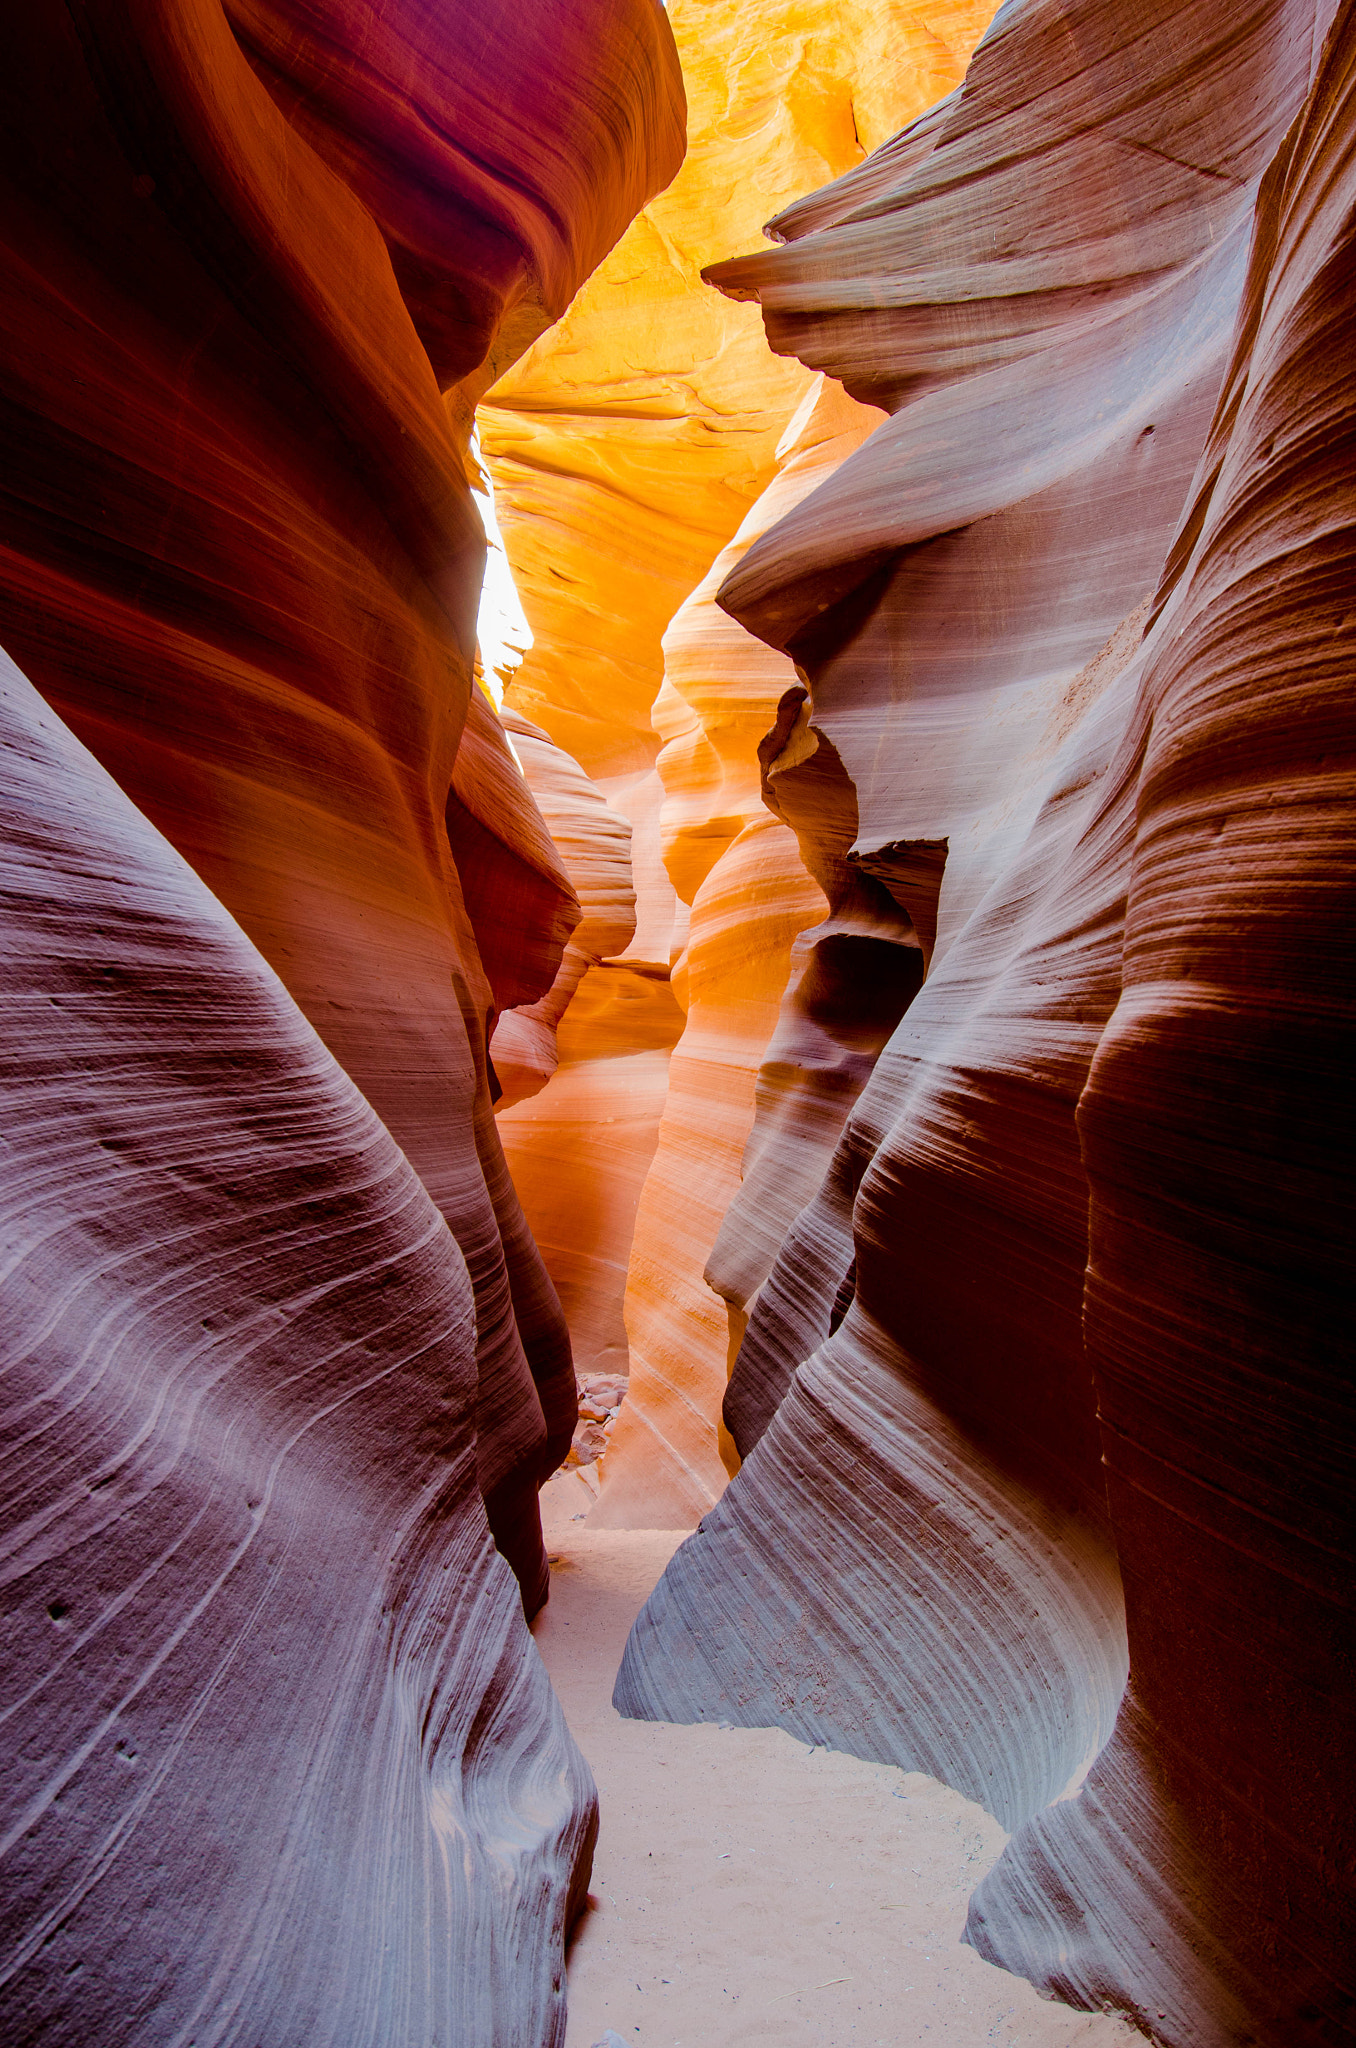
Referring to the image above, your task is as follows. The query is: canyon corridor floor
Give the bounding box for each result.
[535,1472,1140,2048]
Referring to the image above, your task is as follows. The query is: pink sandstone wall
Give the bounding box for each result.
[617,2,1354,2040]
[0,0,683,2034]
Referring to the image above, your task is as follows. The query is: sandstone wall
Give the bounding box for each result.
[0,0,682,2035]
[968,24,1356,2031]
[592,375,885,1523]
[617,0,1354,2038]
[483,0,993,1518]
[0,0,681,1607]
[0,647,595,2045]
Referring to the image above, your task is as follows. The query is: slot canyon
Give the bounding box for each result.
[0,0,1352,2042]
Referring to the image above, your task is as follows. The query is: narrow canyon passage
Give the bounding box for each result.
[533,1472,1137,2048]
[0,0,1351,2045]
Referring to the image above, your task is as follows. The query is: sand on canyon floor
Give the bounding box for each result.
[534,1468,1139,2048]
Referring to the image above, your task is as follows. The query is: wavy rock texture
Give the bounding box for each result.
[0,0,683,1605]
[968,20,1356,2037]
[619,0,1351,2039]
[0,2,684,2038]
[593,375,885,1523]
[620,605,1148,1816]
[0,649,595,2046]
[482,0,992,1522]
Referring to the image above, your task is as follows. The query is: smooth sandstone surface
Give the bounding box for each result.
[0,1,684,2038]
[0,650,594,2046]
[482,0,992,1526]
[0,0,682,1608]
[618,1,1353,2042]
[593,376,884,1525]
[969,21,1356,2038]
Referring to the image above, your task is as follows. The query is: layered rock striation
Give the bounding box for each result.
[968,22,1356,2034]
[0,0,682,1606]
[482,0,993,1524]
[0,0,683,2037]
[618,0,1354,2039]
[0,649,595,2044]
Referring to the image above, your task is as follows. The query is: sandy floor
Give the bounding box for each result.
[534,1470,1137,2048]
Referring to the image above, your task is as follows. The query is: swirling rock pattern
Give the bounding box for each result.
[0,0,683,2036]
[969,19,1356,2036]
[594,376,883,1525]
[0,649,595,2046]
[620,603,1147,1820]
[480,0,992,1520]
[0,0,683,1604]
[618,0,1353,2039]
[602,0,1328,1522]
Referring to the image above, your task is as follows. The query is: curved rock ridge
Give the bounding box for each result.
[708,0,1332,967]
[480,0,993,1510]
[618,600,1147,1818]
[0,649,595,2045]
[968,15,1356,2036]
[224,0,686,412]
[0,0,683,1603]
[617,0,1350,2039]
[592,374,885,1525]
[709,0,1332,419]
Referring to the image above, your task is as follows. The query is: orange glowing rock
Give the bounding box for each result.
[595,376,885,1525]
[480,0,993,1519]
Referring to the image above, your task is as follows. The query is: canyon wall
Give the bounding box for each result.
[483,0,993,1515]
[0,0,682,2036]
[592,373,887,1521]
[0,0,681,1607]
[618,0,1354,2040]
[968,22,1356,2033]
[0,648,594,2045]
